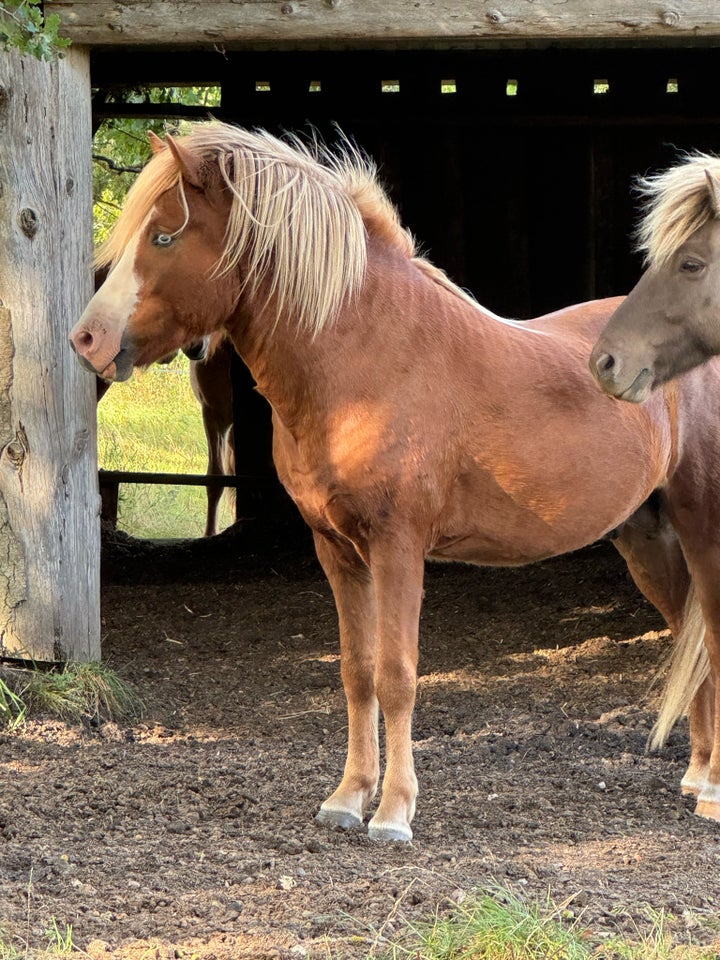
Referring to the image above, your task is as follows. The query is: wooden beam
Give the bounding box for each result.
[0,47,100,663]
[46,1,720,48]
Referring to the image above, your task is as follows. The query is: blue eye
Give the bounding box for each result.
[153,233,174,247]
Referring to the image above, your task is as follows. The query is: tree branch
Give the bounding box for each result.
[93,154,143,174]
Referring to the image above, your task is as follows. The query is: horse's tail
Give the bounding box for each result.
[649,582,710,749]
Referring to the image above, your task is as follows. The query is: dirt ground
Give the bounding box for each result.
[2,521,720,959]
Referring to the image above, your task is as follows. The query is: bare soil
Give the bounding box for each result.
[2,522,719,959]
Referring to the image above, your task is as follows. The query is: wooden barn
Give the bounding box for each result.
[2,1,720,662]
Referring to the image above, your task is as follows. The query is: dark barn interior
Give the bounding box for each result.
[93,45,720,516]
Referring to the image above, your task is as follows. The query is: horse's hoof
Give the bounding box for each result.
[694,784,720,822]
[681,765,709,798]
[316,805,364,831]
[367,819,413,843]
[681,780,704,798]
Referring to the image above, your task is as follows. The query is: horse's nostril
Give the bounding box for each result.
[595,352,615,375]
[72,329,94,357]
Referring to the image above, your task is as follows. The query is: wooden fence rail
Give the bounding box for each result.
[98,469,278,528]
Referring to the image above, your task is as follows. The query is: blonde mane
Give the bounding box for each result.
[636,151,720,267]
[96,121,416,335]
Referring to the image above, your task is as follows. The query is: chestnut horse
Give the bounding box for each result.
[71,123,719,840]
[591,154,720,400]
[189,333,235,537]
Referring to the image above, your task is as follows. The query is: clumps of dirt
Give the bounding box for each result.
[1,534,719,958]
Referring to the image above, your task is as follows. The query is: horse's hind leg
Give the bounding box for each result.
[612,497,713,797]
[660,539,720,820]
[201,415,225,537]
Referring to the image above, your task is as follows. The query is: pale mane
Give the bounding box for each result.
[96,121,415,335]
[636,151,720,267]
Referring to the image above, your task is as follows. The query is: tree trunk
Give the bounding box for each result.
[0,46,100,662]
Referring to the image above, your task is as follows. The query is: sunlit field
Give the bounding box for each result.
[96,354,233,539]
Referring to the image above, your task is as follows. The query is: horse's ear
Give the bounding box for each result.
[705,170,720,218]
[148,130,165,155]
[165,135,205,190]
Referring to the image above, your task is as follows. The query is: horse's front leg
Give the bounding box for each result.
[366,536,425,842]
[314,533,381,830]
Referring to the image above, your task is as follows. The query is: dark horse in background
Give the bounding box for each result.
[71,123,719,840]
[189,334,235,537]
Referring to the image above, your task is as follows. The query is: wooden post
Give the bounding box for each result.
[0,46,100,662]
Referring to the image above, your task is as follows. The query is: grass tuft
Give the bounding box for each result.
[23,661,144,724]
[0,661,143,728]
[369,887,720,960]
[600,907,719,959]
[382,887,590,960]
[0,918,76,958]
[0,675,26,729]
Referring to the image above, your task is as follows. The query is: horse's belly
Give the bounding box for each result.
[429,469,654,566]
[428,528,598,566]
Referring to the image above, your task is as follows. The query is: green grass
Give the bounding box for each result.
[363,888,720,960]
[0,662,143,728]
[0,675,26,728]
[0,920,76,959]
[0,877,716,958]
[97,353,233,539]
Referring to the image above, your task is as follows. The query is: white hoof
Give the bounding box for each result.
[681,765,709,798]
[681,775,707,798]
[316,804,364,831]
[695,782,720,822]
[367,817,413,842]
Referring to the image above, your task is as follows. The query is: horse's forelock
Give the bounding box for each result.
[636,153,720,268]
[95,150,183,271]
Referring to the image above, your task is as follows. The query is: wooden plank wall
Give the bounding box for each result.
[95,47,720,318]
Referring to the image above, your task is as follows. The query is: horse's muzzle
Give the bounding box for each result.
[70,339,134,383]
[589,347,653,403]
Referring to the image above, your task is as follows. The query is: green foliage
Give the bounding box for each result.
[381,888,590,960]
[93,117,161,245]
[93,87,221,244]
[0,0,71,61]
[43,919,74,955]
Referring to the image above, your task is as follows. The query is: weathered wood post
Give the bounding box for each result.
[0,46,100,662]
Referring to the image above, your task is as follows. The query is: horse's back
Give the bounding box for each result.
[524,296,627,342]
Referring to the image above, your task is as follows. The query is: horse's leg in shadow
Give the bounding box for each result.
[202,422,225,537]
[313,529,423,841]
[612,496,714,801]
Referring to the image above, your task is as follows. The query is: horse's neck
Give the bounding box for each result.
[226,240,504,428]
[225,296,330,429]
